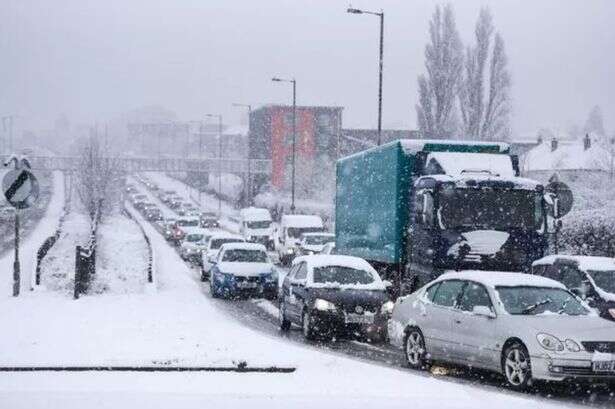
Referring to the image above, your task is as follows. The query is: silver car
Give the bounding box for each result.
[388,270,615,390]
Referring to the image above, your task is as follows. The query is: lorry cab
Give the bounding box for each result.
[532,255,615,321]
[239,207,275,250]
[277,215,324,265]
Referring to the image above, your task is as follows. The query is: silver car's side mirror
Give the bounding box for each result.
[472,305,496,318]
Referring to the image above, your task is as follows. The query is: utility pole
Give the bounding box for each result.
[232,103,252,206]
[347,7,385,145]
[206,114,223,216]
[272,77,297,213]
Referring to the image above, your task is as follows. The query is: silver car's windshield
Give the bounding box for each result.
[587,270,615,294]
[496,286,589,316]
[186,234,204,243]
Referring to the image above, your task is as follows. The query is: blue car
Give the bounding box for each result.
[210,242,278,300]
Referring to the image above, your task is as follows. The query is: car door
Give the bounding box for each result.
[422,280,465,361]
[288,262,309,321]
[450,281,499,370]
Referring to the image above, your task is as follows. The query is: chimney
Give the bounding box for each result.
[551,138,558,152]
[584,133,591,151]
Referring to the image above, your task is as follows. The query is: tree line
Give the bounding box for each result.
[417,5,511,141]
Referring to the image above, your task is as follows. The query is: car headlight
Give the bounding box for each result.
[381,301,395,315]
[314,298,337,312]
[537,333,564,352]
[609,308,615,320]
[564,339,581,352]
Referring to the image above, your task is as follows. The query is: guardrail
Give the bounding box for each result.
[121,199,155,286]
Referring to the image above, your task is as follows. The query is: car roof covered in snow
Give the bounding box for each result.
[209,233,244,240]
[435,270,566,290]
[292,255,376,273]
[240,207,272,221]
[181,227,207,236]
[219,242,267,252]
[281,214,323,228]
[533,255,615,271]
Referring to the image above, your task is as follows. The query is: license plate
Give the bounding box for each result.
[237,282,258,289]
[345,314,374,324]
[592,361,615,373]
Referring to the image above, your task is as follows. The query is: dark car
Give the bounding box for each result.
[532,255,615,321]
[145,207,163,222]
[279,255,393,341]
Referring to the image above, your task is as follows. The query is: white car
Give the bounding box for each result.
[200,234,245,281]
[239,207,275,250]
[297,232,335,256]
[209,242,278,299]
[388,270,615,389]
[277,214,324,265]
[179,227,209,263]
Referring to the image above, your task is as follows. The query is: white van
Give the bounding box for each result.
[239,207,275,250]
[277,214,324,265]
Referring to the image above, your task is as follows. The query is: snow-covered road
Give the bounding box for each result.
[0,172,603,409]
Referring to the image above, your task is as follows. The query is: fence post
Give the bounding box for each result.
[74,245,82,299]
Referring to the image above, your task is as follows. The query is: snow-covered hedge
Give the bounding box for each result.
[559,212,615,257]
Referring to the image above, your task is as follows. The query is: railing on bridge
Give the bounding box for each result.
[0,155,271,174]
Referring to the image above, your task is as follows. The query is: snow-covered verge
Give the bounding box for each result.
[90,212,148,294]
[0,171,64,295]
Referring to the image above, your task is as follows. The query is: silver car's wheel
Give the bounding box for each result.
[404,328,426,369]
[279,303,291,331]
[503,343,532,390]
[302,311,315,340]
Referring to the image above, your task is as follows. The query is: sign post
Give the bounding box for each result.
[2,156,39,296]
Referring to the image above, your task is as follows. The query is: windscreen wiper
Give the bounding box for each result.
[520,298,552,315]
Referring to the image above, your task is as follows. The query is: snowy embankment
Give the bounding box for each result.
[0,171,64,295]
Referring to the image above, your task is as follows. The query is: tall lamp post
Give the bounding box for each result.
[271,77,296,213]
[347,7,384,146]
[232,103,252,206]
[205,114,223,216]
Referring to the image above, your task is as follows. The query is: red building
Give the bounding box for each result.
[250,105,343,190]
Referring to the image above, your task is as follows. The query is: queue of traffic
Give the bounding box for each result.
[129,161,615,391]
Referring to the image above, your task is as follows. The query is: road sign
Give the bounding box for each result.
[2,169,39,209]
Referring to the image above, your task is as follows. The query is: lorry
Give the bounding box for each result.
[239,207,275,250]
[335,139,549,295]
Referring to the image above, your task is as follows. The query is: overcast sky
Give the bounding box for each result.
[2,0,614,138]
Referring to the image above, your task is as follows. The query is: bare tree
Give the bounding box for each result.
[75,134,122,226]
[459,8,511,141]
[416,4,463,139]
[584,105,605,136]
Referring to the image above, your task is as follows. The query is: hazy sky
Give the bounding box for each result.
[2,0,614,138]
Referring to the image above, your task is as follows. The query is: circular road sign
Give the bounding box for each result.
[2,169,39,209]
[546,180,573,218]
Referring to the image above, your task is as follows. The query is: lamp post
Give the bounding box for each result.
[271,77,296,213]
[205,114,223,216]
[347,7,384,145]
[232,103,253,206]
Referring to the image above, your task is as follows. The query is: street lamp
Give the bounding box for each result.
[271,77,296,213]
[347,7,384,145]
[232,103,253,206]
[205,113,223,217]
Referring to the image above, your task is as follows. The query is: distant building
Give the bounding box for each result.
[523,133,614,181]
[249,105,343,190]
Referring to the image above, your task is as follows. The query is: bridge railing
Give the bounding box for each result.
[0,155,271,174]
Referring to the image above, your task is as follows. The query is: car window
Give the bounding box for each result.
[532,265,545,276]
[424,282,440,302]
[559,265,584,289]
[543,264,561,282]
[432,280,465,307]
[458,281,493,312]
[295,262,308,280]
